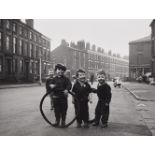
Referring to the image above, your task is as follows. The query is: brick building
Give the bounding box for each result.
[129,36,151,80]
[0,19,51,83]
[52,40,129,80]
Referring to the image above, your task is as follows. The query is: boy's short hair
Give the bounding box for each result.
[76,69,85,77]
[54,63,66,71]
[97,69,106,76]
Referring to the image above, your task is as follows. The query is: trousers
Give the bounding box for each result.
[74,100,89,124]
[53,97,68,123]
[94,102,109,124]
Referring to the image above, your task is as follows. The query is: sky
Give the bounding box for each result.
[34,19,152,57]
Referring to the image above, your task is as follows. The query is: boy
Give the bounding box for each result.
[49,63,72,127]
[72,69,92,128]
[92,70,112,128]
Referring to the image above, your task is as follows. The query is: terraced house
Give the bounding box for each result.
[0,19,52,83]
[52,40,129,80]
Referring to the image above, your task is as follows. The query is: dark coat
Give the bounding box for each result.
[49,75,72,98]
[93,83,112,104]
[72,80,92,102]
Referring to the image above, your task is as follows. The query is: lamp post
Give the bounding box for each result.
[39,55,42,85]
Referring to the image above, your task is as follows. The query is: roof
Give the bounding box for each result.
[129,35,151,44]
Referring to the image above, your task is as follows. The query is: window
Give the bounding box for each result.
[19,26,22,35]
[6,20,10,29]
[19,60,24,73]
[0,32,2,50]
[29,44,33,57]
[0,57,2,72]
[34,62,37,74]
[13,23,16,32]
[33,45,36,58]
[36,46,39,58]
[24,42,28,56]
[30,31,33,40]
[13,59,17,73]
[24,29,27,37]
[30,61,32,73]
[6,59,12,74]
[34,34,36,42]
[13,37,17,54]
[6,35,10,51]
[19,40,22,55]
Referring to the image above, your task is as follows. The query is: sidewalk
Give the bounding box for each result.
[0,83,42,89]
[122,82,155,136]
[122,82,155,101]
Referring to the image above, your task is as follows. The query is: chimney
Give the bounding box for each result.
[86,42,90,50]
[92,44,96,51]
[61,39,69,46]
[97,47,101,52]
[26,19,34,28]
[70,42,76,48]
[77,40,85,50]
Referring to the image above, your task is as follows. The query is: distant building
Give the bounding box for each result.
[129,36,151,80]
[52,40,129,80]
[0,19,52,83]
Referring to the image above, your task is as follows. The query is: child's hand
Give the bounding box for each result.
[63,90,68,96]
[50,84,56,89]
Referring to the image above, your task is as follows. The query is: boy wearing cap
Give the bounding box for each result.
[72,69,92,128]
[92,70,112,128]
[49,64,72,127]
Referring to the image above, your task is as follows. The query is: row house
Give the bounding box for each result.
[0,19,51,83]
[52,40,129,80]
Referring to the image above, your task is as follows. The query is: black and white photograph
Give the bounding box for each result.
[0,1,155,155]
[0,19,155,136]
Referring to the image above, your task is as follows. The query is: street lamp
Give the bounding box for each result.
[39,54,42,85]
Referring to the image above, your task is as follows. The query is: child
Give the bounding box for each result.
[49,63,72,127]
[92,70,112,128]
[72,69,92,128]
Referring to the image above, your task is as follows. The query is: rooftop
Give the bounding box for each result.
[129,35,151,44]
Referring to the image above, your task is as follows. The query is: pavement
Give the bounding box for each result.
[122,82,155,136]
[122,82,155,101]
[0,82,42,89]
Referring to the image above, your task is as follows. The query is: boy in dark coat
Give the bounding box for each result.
[49,64,72,127]
[92,70,112,128]
[72,69,92,128]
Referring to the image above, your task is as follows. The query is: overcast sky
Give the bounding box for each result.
[34,19,152,57]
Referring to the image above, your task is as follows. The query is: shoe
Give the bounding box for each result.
[76,123,82,128]
[83,123,89,128]
[61,121,66,128]
[53,121,59,127]
[101,123,108,128]
[92,122,99,126]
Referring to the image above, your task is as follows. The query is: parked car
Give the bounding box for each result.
[113,77,121,88]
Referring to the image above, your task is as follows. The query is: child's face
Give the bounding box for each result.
[77,72,86,82]
[55,68,64,77]
[97,74,105,84]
